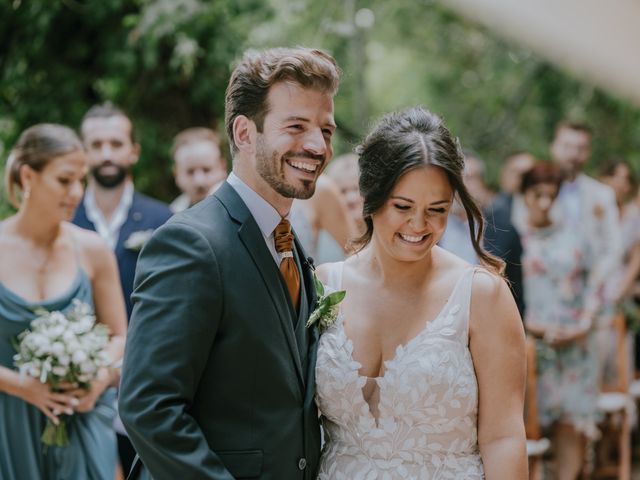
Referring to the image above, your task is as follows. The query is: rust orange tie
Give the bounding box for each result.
[274,218,300,310]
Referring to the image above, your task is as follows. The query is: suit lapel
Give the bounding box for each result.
[215,183,304,389]
[294,237,320,388]
[294,237,317,321]
[72,200,96,232]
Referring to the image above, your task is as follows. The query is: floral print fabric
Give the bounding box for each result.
[522,224,600,438]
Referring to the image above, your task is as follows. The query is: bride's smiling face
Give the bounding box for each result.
[371,165,453,262]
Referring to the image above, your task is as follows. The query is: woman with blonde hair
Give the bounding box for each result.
[0,124,127,479]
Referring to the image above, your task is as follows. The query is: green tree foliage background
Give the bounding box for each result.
[2,0,639,219]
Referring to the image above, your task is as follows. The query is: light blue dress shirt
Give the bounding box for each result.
[226,172,286,265]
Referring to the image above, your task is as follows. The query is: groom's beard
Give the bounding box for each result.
[91,161,130,188]
[255,136,324,200]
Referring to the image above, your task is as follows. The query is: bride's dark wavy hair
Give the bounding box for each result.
[355,106,504,274]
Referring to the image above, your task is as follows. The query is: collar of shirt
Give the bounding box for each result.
[226,172,288,265]
[84,181,134,250]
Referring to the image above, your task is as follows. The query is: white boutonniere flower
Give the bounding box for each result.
[306,273,346,333]
[124,229,154,251]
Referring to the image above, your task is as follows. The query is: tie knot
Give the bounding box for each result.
[274,218,294,253]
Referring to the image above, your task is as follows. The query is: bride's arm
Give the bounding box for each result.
[469,270,527,480]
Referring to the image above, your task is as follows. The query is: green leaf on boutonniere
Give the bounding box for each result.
[325,290,346,306]
[313,273,325,297]
[307,272,345,333]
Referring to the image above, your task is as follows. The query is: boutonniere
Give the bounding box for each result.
[124,229,154,251]
[306,273,346,333]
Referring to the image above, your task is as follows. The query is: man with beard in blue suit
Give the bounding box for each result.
[72,102,172,476]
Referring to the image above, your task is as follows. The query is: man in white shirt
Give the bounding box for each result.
[72,102,172,475]
[513,122,621,317]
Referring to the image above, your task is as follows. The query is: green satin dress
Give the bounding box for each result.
[0,268,117,480]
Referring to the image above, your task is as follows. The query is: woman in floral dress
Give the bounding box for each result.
[520,162,600,480]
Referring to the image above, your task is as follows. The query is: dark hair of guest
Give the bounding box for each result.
[520,161,564,194]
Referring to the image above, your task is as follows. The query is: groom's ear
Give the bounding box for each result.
[233,115,257,156]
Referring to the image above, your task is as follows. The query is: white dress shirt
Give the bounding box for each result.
[84,181,134,250]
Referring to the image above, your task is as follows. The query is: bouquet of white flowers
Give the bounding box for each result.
[13,299,112,447]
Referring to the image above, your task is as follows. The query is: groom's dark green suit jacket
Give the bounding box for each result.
[119,182,321,480]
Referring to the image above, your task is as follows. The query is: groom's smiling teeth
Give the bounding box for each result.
[287,159,318,173]
[399,233,426,243]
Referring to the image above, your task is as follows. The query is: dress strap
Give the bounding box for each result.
[448,266,484,344]
[460,266,484,308]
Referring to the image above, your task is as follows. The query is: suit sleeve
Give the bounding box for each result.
[118,221,234,480]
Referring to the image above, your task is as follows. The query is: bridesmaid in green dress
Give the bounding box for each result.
[0,124,127,479]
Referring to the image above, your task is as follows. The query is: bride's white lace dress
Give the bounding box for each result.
[315,263,484,479]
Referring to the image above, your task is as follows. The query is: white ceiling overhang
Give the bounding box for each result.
[443,0,640,105]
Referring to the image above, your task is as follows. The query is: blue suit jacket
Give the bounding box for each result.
[72,191,173,319]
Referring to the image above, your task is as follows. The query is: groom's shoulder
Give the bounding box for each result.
[161,195,234,239]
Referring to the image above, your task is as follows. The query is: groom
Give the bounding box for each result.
[118,47,341,479]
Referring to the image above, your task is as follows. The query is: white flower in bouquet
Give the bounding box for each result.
[13,299,112,447]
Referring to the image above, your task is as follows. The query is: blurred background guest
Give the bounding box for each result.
[312,153,365,263]
[0,124,127,480]
[440,152,524,315]
[324,153,365,235]
[170,127,228,213]
[598,159,640,378]
[290,175,357,264]
[520,162,600,480]
[438,153,489,264]
[493,150,536,219]
[598,159,640,307]
[71,103,172,476]
[513,122,621,295]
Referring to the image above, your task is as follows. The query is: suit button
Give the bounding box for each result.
[298,458,307,470]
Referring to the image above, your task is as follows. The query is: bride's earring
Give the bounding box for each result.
[23,186,31,200]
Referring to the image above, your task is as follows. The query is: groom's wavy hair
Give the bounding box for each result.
[355,106,504,274]
[224,47,341,155]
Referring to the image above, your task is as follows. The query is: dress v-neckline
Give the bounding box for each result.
[338,273,466,382]
[0,268,85,308]
[329,263,470,426]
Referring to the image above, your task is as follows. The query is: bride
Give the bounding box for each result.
[315,107,527,479]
